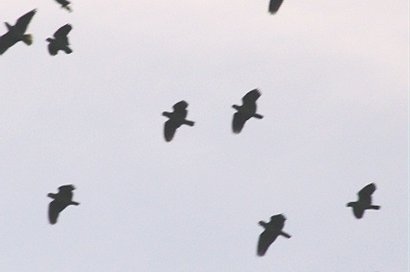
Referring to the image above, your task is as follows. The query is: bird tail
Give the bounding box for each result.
[70,201,80,206]
[280,231,291,238]
[22,34,33,45]
[369,205,380,210]
[64,46,73,54]
[63,6,72,12]
[253,113,264,119]
[183,120,194,126]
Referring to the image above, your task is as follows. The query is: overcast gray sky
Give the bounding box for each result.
[0,0,408,271]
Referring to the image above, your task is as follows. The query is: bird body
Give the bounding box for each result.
[347,183,380,219]
[0,9,36,55]
[46,24,73,56]
[257,214,291,256]
[162,101,194,142]
[47,185,79,224]
[232,89,263,133]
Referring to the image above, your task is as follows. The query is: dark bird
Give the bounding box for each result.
[232,89,263,134]
[47,185,79,224]
[162,100,194,142]
[268,0,284,15]
[0,9,36,55]
[257,214,291,256]
[46,24,73,56]
[55,0,72,12]
[347,183,380,219]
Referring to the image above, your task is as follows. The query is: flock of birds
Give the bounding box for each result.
[1,0,382,259]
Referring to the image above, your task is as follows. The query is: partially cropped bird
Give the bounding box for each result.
[232,89,263,134]
[47,185,79,224]
[46,24,73,56]
[257,214,291,256]
[54,0,72,12]
[347,183,380,219]
[162,101,194,142]
[0,9,36,55]
[268,0,284,15]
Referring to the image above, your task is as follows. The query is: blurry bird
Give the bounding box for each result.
[47,185,79,224]
[347,183,380,219]
[257,214,291,256]
[268,0,284,15]
[0,9,36,55]
[55,0,72,12]
[162,100,194,142]
[232,89,263,134]
[46,24,73,56]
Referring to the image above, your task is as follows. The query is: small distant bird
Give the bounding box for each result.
[232,89,263,134]
[347,183,380,219]
[47,185,79,224]
[257,214,291,256]
[55,0,72,12]
[268,0,284,15]
[0,9,36,55]
[46,24,73,56]
[162,100,195,142]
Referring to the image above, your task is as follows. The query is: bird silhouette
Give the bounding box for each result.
[47,185,79,224]
[347,183,380,219]
[46,24,73,56]
[0,9,36,55]
[162,101,194,142]
[257,214,291,256]
[55,0,72,12]
[268,0,284,15]
[232,89,263,134]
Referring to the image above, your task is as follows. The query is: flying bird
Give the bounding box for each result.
[47,184,79,224]
[347,183,380,219]
[46,24,73,56]
[0,9,36,55]
[54,0,72,12]
[257,214,291,256]
[232,89,263,134]
[268,0,284,14]
[162,100,194,142]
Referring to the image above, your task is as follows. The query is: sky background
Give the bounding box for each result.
[0,0,408,271]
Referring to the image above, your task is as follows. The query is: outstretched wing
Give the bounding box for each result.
[164,120,178,142]
[15,9,36,33]
[257,230,278,256]
[268,0,284,14]
[48,200,67,224]
[54,24,72,43]
[242,89,261,104]
[358,183,376,202]
[232,112,247,134]
[0,33,16,54]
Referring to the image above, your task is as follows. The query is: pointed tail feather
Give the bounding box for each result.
[369,205,380,210]
[22,34,33,45]
[280,231,291,238]
[184,120,194,126]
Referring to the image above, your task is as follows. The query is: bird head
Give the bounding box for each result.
[346,202,354,207]
[173,100,188,111]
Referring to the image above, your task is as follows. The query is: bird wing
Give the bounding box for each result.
[15,9,36,33]
[0,33,17,54]
[164,120,178,142]
[232,112,247,134]
[242,89,261,104]
[358,183,376,202]
[268,0,284,14]
[257,230,278,256]
[48,200,67,224]
[54,24,72,41]
[56,0,70,5]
